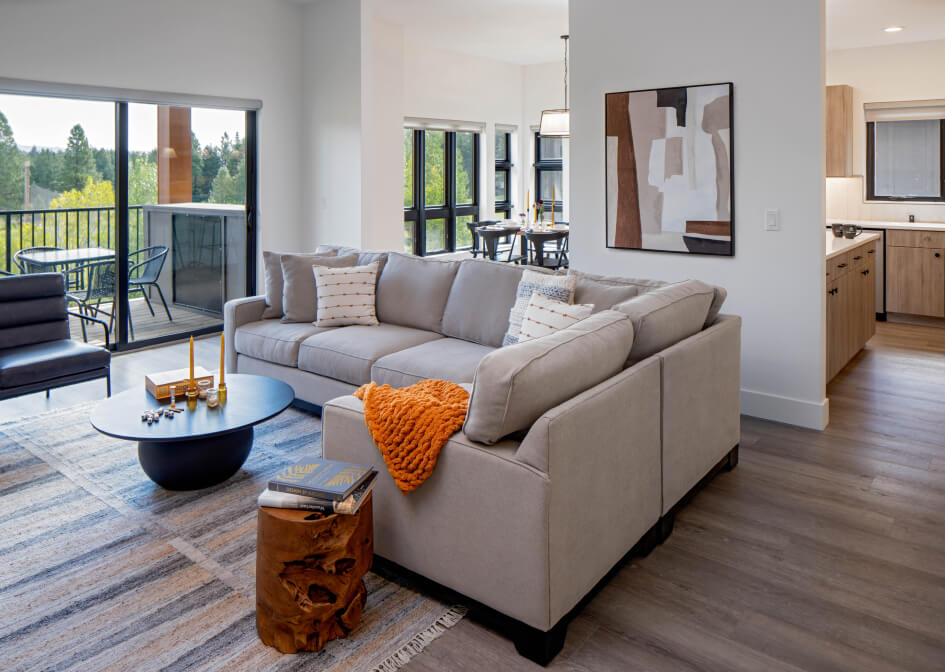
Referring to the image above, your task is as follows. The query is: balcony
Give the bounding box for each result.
[1,204,240,346]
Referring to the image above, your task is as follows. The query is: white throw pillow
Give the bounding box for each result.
[502,270,576,345]
[313,261,380,327]
[518,293,594,342]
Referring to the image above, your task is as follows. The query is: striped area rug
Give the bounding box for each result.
[0,403,465,672]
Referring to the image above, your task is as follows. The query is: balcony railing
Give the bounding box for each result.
[1,206,145,273]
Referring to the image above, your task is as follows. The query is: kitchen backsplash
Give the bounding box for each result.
[826,176,945,223]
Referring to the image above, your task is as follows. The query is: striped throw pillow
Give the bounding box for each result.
[502,270,576,345]
[313,261,380,327]
[518,292,594,342]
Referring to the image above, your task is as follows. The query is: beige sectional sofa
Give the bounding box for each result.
[224,248,740,664]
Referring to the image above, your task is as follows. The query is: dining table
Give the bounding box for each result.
[16,247,116,272]
[476,222,569,267]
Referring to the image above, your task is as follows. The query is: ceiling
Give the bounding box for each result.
[367,0,568,65]
[827,0,945,51]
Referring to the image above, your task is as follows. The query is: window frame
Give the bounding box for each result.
[534,132,563,216]
[403,129,479,255]
[495,131,513,219]
[866,119,945,202]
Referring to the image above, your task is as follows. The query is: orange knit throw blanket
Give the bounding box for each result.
[354,379,469,494]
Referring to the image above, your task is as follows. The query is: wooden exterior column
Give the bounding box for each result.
[157,106,193,203]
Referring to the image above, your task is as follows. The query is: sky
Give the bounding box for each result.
[0,94,245,153]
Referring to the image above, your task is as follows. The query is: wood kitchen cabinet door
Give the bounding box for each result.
[886,246,945,317]
[855,261,876,346]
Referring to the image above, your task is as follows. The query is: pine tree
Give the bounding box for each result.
[0,112,24,210]
[57,124,96,192]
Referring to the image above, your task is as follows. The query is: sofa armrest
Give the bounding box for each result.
[659,313,740,514]
[223,295,267,372]
[515,356,662,624]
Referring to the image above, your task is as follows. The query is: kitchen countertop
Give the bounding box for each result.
[827,218,945,233]
[825,230,881,259]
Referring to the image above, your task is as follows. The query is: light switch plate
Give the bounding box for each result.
[765,209,780,231]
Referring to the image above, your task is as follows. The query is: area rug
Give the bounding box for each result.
[0,403,465,672]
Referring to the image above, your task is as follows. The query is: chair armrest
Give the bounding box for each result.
[0,269,12,276]
[223,295,268,372]
[67,310,110,347]
[514,356,662,622]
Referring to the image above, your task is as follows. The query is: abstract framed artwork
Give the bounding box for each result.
[605,82,734,256]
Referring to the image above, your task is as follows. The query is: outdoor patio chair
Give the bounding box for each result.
[128,246,172,322]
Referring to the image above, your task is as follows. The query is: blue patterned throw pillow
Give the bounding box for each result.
[502,270,577,345]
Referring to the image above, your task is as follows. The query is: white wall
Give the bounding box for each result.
[827,39,945,223]
[302,0,362,251]
[361,10,405,252]
[569,0,828,429]
[0,0,304,286]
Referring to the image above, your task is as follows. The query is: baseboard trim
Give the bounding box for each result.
[740,388,829,430]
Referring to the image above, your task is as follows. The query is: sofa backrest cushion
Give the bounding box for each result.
[569,269,668,312]
[464,310,634,445]
[0,273,69,349]
[261,249,337,319]
[376,252,460,333]
[441,259,526,347]
[280,253,359,323]
[705,286,728,327]
[613,280,715,363]
[315,244,361,257]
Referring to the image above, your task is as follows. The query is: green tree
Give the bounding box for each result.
[57,124,96,192]
[28,147,61,191]
[50,176,114,209]
[93,147,115,184]
[0,111,24,210]
[129,156,157,206]
[208,165,244,204]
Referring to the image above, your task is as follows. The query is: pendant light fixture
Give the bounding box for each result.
[539,35,569,137]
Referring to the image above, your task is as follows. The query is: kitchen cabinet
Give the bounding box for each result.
[826,237,876,381]
[886,230,945,318]
[826,85,853,177]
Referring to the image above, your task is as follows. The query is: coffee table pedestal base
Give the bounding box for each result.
[138,427,253,490]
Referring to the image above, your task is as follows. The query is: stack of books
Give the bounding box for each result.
[259,459,377,515]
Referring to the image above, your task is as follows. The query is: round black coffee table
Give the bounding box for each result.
[90,374,294,490]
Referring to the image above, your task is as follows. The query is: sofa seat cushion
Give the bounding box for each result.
[298,324,442,385]
[372,338,495,389]
[234,319,329,367]
[0,339,109,388]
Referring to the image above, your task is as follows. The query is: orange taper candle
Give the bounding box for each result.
[189,335,194,385]
[219,332,225,386]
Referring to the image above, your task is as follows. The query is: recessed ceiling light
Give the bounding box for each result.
[884,25,904,32]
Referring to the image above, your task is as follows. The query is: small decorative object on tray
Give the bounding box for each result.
[269,459,374,501]
[145,367,213,401]
[259,471,377,515]
[197,379,212,399]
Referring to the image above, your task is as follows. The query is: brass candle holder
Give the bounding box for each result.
[186,383,198,411]
[218,382,227,406]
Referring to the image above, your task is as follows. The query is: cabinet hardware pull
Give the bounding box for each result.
[838,263,848,268]
[854,256,862,260]
[862,270,869,276]
[868,249,875,254]
[936,253,942,258]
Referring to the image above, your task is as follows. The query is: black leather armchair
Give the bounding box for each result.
[0,272,111,400]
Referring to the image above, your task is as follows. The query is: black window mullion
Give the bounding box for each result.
[415,130,425,255]
[446,132,456,253]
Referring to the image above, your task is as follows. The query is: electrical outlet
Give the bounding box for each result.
[765,209,780,231]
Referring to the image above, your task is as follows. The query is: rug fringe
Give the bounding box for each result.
[369,605,468,672]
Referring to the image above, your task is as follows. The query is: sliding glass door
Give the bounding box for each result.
[0,91,256,350]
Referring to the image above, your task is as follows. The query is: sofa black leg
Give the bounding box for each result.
[724,444,739,472]
[638,522,661,557]
[513,619,567,666]
[658,512,675,543]
[106,372,112,397]
[45,389,50,399]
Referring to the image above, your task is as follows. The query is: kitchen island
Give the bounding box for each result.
[825,231,880,381]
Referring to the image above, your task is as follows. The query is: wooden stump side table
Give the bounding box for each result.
[256,495,373,653]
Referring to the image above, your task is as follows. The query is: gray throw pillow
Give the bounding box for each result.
[613,280,715,363]
[464,310,634,445]
[261,249,337,319]
[280,253,359,323]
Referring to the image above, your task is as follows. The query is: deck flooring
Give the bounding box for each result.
[68,296,221,346]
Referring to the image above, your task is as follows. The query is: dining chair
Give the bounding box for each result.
[128,246,172,322]
[13,246,61,274]
[466,221,484,258]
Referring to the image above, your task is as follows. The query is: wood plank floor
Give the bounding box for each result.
[68,296,221,346]
[404,321,945,672]
[2,322,944,670]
